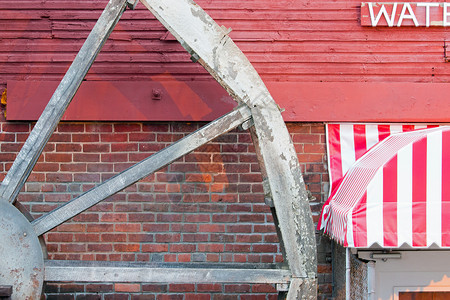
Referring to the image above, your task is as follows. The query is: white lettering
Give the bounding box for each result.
[444,3,450,26]
[368,3,398,27]
[417,3,439,27]
[397,3,419,27]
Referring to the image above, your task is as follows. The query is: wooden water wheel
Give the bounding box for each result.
[0,0,317,298]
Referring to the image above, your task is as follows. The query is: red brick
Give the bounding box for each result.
[74,233,100,242]
[60,163,87,172]
[142,284,167,293]
[185,153,211,162]
[2,123,29,132]
[197,284,222,292]
[178,253,191,262]
[83,144,110,152]
[252,244,278,253]
[114,283,140,293]
[198,244,224,252]
[46,173,72,183]
[128,233,153,243]
[86,224,114,232]
[169,284,195,293]
[198,224,225,233]
[156,214,182,223]
[85,124,113,133]
[100,233,126,242]
[114,244,140,252]
[73,153,100,162]
[56,143,82,152]
[1,142,23,152]
[183,193,210,202]
[33,162,59,172]
[87,244,113,252]
[164,254,177,262]
[74,173,100,182]
[100,213,127,222]
[114,124,141,132]
[170,244,196,252]
[211,194,237,203]
[142,244,169,253]
[111,143,138,152]
[60,243,86,252]
[185,173,212,183]
[115,223,140,232]
[129,132,155,142]
[184,214,210,223]
[182,233,208,242]
[226,204,251,213]
[128,213,155,222]
[236,235,262,243]
[155,233,181,243]
[45,153,72,163]
[239,173,262,183]
[100,133,128,142]
[72,134,99,143]
[0,133,15,142]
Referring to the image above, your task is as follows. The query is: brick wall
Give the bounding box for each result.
[0,105,331,299]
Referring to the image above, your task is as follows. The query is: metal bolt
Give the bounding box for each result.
[152,89,162,101]
[23,232,27,237]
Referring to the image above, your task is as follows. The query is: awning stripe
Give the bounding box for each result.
[383,155,397,247]
[412,137,427,247]
[320,124,449,248]
[442,130,450,246]
[397,144,413,247]
[427,130,442,247]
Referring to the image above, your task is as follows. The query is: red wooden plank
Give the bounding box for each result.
[6,80,236,122]
[7,81,450,122]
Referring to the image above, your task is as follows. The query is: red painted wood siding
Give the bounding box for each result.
[1,0,449,121]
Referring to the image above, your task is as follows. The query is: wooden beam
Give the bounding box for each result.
[44,260,291,284]
[32,105,251,236]
[251,103,317,279]
[0,0,128,204]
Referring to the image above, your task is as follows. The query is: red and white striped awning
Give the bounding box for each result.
[319,124,450,248]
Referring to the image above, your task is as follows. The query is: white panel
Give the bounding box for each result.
[397,144,413,246]
[340,124,356,176]
[427,130,442,247]
[365,124,380,150]
[366,169,384,246]
[390,124,403,134]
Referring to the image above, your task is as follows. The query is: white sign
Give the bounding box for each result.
[361,2,450,27]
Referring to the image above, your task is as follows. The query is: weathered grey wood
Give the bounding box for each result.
[0,0,127,204]
[251,103,317,280]
[44,260,291,284]
[286,278,316,300]
[32,105,251,236]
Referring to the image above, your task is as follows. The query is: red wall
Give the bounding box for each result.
[1,0,449,122]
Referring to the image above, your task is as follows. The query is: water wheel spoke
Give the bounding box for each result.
[0,0,128,205]
[44,260,291,284]
[32,105,252,236]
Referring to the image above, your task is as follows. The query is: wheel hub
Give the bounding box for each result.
[0,201,44,299]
